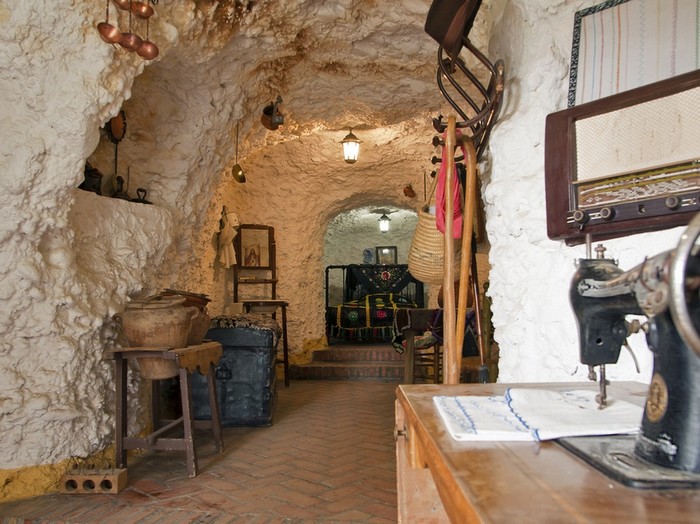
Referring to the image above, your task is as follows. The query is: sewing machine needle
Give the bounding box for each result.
[596,365,607,409]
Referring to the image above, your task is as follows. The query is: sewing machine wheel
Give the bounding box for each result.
[670,212,700,356]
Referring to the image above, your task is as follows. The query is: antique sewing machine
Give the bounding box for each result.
[563,212,700,488]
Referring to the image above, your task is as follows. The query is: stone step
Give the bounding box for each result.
[290,361,404,381]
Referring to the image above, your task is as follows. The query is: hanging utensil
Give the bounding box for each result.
[131,1,154,19]
[232,122,246,183]
[119,0,143,52]
[106,110,126,191]
[137,16,159,60]
[97,0,122,44]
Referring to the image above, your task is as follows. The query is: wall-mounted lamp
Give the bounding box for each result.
[341,128,361,164]
[379,213,391,233]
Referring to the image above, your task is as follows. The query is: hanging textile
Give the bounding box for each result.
[218,206,239,268]
[436,128,465,239]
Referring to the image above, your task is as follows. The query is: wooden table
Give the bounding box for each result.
[242,299,290,387]
[395,382,700,523]
[111,341,224,478]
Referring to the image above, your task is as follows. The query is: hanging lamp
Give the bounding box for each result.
[341,128,361,164]
[379,213,391,232]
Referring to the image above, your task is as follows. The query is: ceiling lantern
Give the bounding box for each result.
[379,213,391,233]
[341,128,361,164]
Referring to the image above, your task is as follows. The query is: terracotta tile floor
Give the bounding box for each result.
[0,379,400,523]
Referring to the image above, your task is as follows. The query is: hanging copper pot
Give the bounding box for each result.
[119,32,142,51]
[98,22,122,44]
[97,0,122,44]
[131,1,154,19]
[112,0,131,9]
[137,18,159,60]
[137,40,159,59]
[118,0,142,52]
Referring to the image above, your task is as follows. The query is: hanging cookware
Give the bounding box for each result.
[119,1,142,52]
[97,0,122,44]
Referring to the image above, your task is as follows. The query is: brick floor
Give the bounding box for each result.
[0,380,399,523]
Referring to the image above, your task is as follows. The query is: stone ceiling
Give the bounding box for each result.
[93,0,503,196]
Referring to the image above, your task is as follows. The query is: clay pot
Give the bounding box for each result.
[136,356,179,380]
[117,296,197,347]
[115,296,198,379]
[187,308,211,346]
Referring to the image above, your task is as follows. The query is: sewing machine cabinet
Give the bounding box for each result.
[395,381,700,523]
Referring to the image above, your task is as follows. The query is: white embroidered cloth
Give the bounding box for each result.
[433,388,644,442]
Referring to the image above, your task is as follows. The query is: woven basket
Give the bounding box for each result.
[408,205,461,285]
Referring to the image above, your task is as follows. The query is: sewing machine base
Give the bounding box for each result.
[557,435,700,490]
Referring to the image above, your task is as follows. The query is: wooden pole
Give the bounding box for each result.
[455,137,477,362]
[442,117,458,384]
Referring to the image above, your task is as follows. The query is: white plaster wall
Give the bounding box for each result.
[323,208,418,267]
[0,2,173,469]
[485,0,686,384]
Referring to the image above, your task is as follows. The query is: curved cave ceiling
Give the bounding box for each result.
[92,0,502,215]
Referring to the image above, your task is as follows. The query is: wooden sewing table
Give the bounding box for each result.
[395,381,700,523]
[111,340,224,478]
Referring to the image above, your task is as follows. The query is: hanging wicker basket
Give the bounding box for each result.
[408,205,461,285]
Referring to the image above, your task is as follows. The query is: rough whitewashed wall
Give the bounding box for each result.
[485,0,686,384]
[0,1,169,473]
[0,0,454,480]
[323,208,418,267]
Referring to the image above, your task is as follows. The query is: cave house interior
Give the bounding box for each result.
[2,0,700,519]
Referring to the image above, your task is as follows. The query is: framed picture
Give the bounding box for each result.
[376,246,397,265]
[567,0,699,107]
[238,224,273,269]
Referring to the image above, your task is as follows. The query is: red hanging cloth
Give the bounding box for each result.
[435,129,465,239]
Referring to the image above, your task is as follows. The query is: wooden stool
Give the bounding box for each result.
[110,341,224,478]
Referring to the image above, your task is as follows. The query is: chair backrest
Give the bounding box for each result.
[425,0,505,161]
[424,0,483,60]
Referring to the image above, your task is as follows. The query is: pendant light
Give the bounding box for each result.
[379,213,391,232]
[232,123,246,183]
[341,128,361,164]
